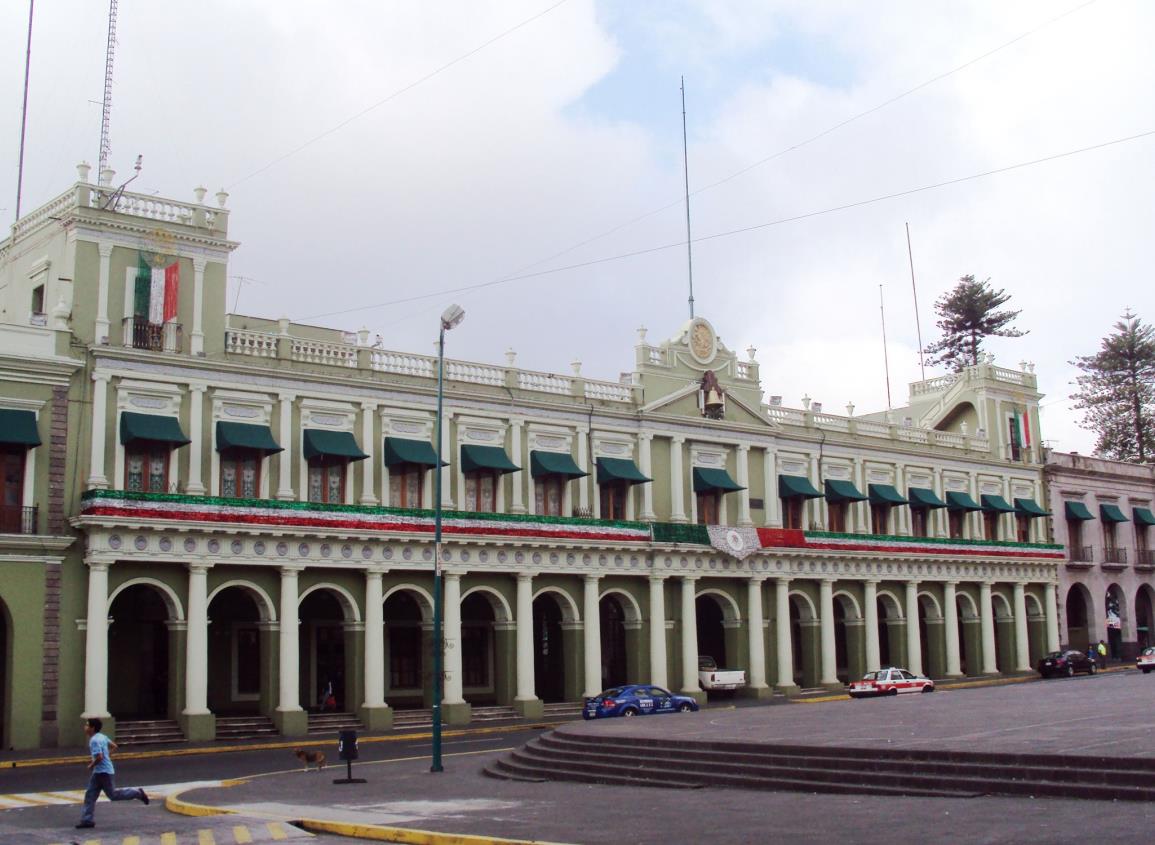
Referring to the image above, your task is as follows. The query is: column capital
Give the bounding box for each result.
[821,578,836,587]
[278,392,297,403]
[905,578,921,587]
[187,562,214,574]
[648,574,668,584]
[85,560,111,572]
[192,256,208,272]
[747,575,769,584]
[517,572,533,584]
[188,383,208,395]
[944,580,959,587]
[679,574,699,584]
[364,565,389,577]
[92,371,111,384]
[360,401,378,412]
[864,578,880,586]
[279,564,305,576]
[775,576,793,586]
[638,431,654,443]
[671,435,686,445]
[510,417,525,428]
[737,442,750,454]
[583,573,602,584]
[98,242,114,258]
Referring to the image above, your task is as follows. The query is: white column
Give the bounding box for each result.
[819,579,838,685]
[515,574,535,701]
[809,454,820,529]
[88,373,111,488]
[648,575,668,688]
[854,459,869,533]
[775,578,794,689]
[679,576,698,693]
[894,463,908,536]
[183,563,211,715]
[363,569,385,708]
[763,449,779,527]
[746,578,768,690]
[1044,582,1061,653]
[576,431,590,515]
[736,444,752,526]
[944,581,962,676]
[979,582,998,674]
[1013,582,1031,672]
[904,580,923,676]
[583,575,602,697]
[190,258,206,355]
[276,393,295,500]
[82,561,111,718]
[443,573,465,705]
[277,567,302,713]
[441,410,454,508]
[670,436,686,522]
[864,580,880,672]
[359,402,378,505]
[510,420,525,513]
[933,469,948,537]
[95,243,112,344]
[639,434,655,519]
[185,385,206,495]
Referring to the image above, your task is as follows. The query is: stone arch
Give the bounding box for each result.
[832,590,862,619]
[788,590,817,621]
[955,589,981,676]
[832,591,863,683]
[1105,582,1127,660]
[1136,584,1155,651]
[1025,592,1044,618]
[695,588,742,623]
[1065,582,1094,653]
[1024,590,1048,667]
[917,592,943,619]
[917,591,945,679]
[108,577,184,621]
[788,590,819,688]
[991,591,1015,673]
[875,590,904,669]
[207,580,276,622]
[383,584,434,621]
[461,585,512,623]
[383,586,431,708]
[298,583,361,622]
[599,590,641,689]
[532,586,580,623]
[956,591,979,619]
[599,588,643,624]
[876,590,904,619]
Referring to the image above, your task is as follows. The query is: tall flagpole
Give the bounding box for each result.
[681,77,695,320]
[906,222,926,381]
[14,0,35,223]
[880,285,893,411]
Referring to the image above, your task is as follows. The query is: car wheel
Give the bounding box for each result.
[1089,663,1096,675]
[1143,668,1151,674]
[678,703,693,713]
[888,687,899,696]
[621,708,638,717]
[1066,665,1074,677]
[921,684,934,693]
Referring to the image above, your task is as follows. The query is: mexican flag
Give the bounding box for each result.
[135,253,179,324]
[1011,408,1031,449]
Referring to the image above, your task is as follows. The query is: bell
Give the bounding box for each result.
[705,388,723,409]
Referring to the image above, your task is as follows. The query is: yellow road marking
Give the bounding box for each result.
[3,793,54,806]
[81,839,99,845]
[198,829,216,845]
[161,833,178,845]
[266,821,288,840]
[233,825,253,843]
[42,791,83,801]
[123,836,142,845]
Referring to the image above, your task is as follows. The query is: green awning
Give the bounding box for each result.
[946,491,982,511]
[779,474,823,499]
[596,457,651,485]
[120,412,191,447]
[460,444,520,474]
[868,484,909,505]
[693,467,744,493]
[908,487,948,509]
[1064,501,1095,521]
[216,421,283,454]
[530,450,588,479]
[1014,497,1050,517]
[981,494,1016,513]
[825,479,867,503]
[302,429,368,462]
[1134,507,1155,527]
[383,437,442,467]
[0,409,41,447]
[1100,503,1130,523]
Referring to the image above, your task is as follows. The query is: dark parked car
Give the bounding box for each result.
[1037,650,1097,678]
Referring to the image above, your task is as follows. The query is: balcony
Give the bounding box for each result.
[0,505,38,535]
[1067,545,1095,567]
[1136,549,1155,571]
[122,317,182,353]
[1102,547,1128,569]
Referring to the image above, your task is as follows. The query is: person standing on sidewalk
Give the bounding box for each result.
[75,718,149,829]
[1097,640,1108,668]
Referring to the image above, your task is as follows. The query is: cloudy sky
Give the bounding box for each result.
[3,0,1153,453]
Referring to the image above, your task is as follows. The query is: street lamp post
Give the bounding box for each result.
[431,303,464,773]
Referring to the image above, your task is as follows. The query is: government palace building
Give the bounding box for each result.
[0,166,1086,749]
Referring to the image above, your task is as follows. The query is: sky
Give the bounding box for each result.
[2,0,1153,455]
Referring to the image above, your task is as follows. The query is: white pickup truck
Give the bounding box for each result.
[698,656,746,691]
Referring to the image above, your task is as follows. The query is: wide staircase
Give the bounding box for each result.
[114,719,186,746]
[541,701,584,720]
[215,714,278,741]
[307,711,364,735]
[485,729,1155,801]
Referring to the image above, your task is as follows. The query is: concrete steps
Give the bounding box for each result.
[485,729,1155,802]
[541,701,584,719]
[307,712,364,735]
[391,708,438,730]
[472,705,519,722]
[113,719,186,746]
[215,714,278,740]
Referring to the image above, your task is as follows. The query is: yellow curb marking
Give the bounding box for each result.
[266,821,289,840]
[124,836,142,845]
[199,828,217,845]
[161,833,178,845]
[4,793,53,806]
[81,839,99,845]
[234,824,254,843]
[3,722,567,770]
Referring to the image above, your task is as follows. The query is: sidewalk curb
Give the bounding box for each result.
[164,783,569,845]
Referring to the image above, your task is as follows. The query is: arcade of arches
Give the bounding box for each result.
[79,563,1059,739]
[1064,582,1155,658]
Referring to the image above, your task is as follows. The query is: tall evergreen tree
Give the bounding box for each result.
[923,275,1027,372]
[1071,311,1155,462]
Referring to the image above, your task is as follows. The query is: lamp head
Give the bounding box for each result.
[440,304,465,331]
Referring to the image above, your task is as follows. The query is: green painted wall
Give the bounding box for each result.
[0,563,46,750]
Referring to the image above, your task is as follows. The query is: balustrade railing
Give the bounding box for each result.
[1069,545,1094,563]
[0,505,37,535]
[446,360,504,386]
[584,380,632,402]
[225,329,277,358]
[371,350,435,378]
[1103,546,1128,565]
[291,338,357,367]
[1136,549,1155,568]
[122,317,181,353]
[518,370,572,394]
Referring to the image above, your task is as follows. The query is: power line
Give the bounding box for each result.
[226,0,570,190]
[300,127,1155,321]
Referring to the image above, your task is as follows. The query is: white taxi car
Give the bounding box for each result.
[848,667,935,698]
[1137,647,1155,674]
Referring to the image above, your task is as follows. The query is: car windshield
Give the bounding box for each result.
[1143,648,1155,656]
[1045,652,1064,659]
[860,672,879,681]
[598,688,624,698]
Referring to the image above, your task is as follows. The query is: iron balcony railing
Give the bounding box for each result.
[0,505,38,535]
[1136,549,1155,568]
[122,317,182,352]
[1103,546,1128,565]
[1069,545,1094,563]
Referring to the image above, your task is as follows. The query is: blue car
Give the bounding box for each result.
[583,684,700,720]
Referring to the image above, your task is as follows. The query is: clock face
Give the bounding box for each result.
[688,318,716,364]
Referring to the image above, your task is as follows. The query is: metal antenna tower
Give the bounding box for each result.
[98,0,118,179]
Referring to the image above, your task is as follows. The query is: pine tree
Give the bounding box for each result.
[923,276,1027,372]
[1071,311,1155,462]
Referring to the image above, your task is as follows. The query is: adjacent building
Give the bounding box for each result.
[0,167,1065,749]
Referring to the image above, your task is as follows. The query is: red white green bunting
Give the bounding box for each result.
[753,528,1064,560]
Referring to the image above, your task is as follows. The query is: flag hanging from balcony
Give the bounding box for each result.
[136,253,179,323]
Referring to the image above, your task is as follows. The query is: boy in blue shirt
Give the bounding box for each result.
[76,717,149,829]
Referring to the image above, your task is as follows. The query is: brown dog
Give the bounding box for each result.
[293,747,326,772]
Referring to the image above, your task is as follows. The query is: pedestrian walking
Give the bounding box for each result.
[75,717,149,829]
[1097,639,1108,667]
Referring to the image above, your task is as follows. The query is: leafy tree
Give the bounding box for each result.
[923,275,1027,371]
[1071,311,1155,462]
